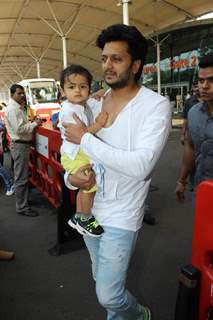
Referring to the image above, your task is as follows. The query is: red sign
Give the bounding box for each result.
[144,55,197,74]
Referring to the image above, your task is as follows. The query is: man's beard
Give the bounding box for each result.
[104,66,133,90]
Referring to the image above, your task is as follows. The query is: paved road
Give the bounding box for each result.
[0,128,195,320]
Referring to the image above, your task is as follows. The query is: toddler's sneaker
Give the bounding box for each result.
[68,213,83,233]
[77,214,104,237]
[68,213,104,237]
[6,185,14,196]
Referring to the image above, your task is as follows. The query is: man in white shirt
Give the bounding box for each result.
[4,84,42,217]
[64,24,171,319]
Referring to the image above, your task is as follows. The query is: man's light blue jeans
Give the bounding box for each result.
[0,164,13,191]
[84,226,144,320]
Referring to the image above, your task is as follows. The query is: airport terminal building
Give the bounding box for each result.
[143,21,213,109]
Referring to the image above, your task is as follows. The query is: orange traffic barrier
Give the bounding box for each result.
[36,108,58,121]
[29,122,82,255]
[29,122,63,208]
[192,180,213,320]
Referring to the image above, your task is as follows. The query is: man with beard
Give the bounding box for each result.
[64,24,171,319]
[5,84,42,217]
[180,81,201,191]
[180,80,200,145]
[176,53,213,201]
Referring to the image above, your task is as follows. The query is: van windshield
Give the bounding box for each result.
[30,81,58,104]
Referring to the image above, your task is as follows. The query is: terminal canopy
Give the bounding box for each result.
[0,0,212,91]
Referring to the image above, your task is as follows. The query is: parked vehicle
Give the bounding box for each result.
[18,78,60,121]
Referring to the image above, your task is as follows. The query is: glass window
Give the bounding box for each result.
[29,81,58,104]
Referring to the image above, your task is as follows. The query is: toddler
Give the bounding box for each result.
[58,64,107,237]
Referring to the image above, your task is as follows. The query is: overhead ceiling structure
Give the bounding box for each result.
[0,0,212,92]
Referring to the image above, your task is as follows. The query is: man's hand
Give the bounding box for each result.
[63,113,88,144]
[34,117,43,126]
[68,164,96,190]
[175,181,185,202]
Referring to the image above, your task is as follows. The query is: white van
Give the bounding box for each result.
[18,78,60,121]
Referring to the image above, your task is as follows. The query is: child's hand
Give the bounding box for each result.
[34,117,43,126]
[95,111,108,127]
[91,89,105,101]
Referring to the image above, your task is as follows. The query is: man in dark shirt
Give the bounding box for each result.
[180,81,200,190]
[176,53,213,201]
[180,81,200,145]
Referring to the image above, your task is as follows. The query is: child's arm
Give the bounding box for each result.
[87,111,108,134]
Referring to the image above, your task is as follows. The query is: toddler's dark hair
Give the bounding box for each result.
[60,64,93,89]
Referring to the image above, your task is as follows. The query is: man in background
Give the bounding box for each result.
[4,84,42,217]
[180,80,201,190]
[176,53,213,201]
[180,80,200,145]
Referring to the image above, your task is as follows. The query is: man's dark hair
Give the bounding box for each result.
[96,24,148,81]
[10,84,24,95]
[199,53,213,68]
[60,64,93,89]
